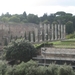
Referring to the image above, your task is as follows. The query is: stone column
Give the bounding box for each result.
[63,25,66,39]
[31,32,33,42]
[37,29,39,42]
[39,24,42,42]
[34,28,38,42]
[61,25,63,39]
[58,24,60,40]
[55,24,57,40]
[44,24,47,41]
[51,24,54,40]
[48,24,50,41]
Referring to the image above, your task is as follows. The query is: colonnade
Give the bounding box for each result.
[25,24,66,43]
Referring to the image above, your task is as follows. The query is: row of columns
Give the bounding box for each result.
[25,24,66,43]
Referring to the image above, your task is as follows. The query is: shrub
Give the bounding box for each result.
[0,61,75,75]
[66,34,75,39]
[59,64,74,75]
[14,60,38,75]
[0,61,8,75]
[48,64,59,75]
[4,38,37,65]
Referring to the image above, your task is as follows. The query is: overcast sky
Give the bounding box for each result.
[0,0,75,16]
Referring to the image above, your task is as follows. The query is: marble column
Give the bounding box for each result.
[55,24,57,40]
[37,29,39,42]
[63,25,66,39]
[61,25,63,39]
[31,32,33,42]
[44,24,47,41]
[39,24,42,42]
[34,28,38,42]
[48,24,50,41]
[51,24,54,40]
[58,24,60,40]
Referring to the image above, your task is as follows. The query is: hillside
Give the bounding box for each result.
[0,22,38,45]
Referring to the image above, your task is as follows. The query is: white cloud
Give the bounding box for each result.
[0,0,75,16]
[25,6,75,16]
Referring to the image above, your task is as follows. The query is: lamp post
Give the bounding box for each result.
[42,48,47,66]
[42,33,47,66]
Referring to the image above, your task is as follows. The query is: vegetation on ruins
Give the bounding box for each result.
[0,11,75,34]
[35,42,53,49]
[34,38,75,49]
[0,60,75,75]
[4,38,37,65]
[66,33,75,39]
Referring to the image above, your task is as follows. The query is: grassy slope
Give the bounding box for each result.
[34,38,75,48]
[52,39,75,48]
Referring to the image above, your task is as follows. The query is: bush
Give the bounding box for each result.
[66,34,75,39]
[4,38,37,65]
[47,64,59,75]
[0,61,75,75]
[59,64,74,75]
[14,60,38,75]
[0,61,8,75]
[13,62,26,75]
[5,65,14,75]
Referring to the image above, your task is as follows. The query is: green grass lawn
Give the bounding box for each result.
[54,45,75,48]
[33,38,75,48]
[53,41,75,45]
[52,38,75,48]
[51,38,75,45]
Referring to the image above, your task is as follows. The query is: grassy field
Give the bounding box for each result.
[51,39,75,48]
[34,38,75,48]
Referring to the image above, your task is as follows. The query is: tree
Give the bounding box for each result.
[48,14,55,24]
[33,31,35,42]
[27,14,39,24]
[42,29,44,41]
[43,20,50,24]
[72,16,75,30]
[1,17,9,22]
[66,21,74,34]
[9,15,20,22]
[28,31,31,42]
[4,12,11,18]
[5,38,37,64]
[40,13,48,22]
[23,11,27,19]
[4,38,8,46]
[24,31,27,40]
[55,11,66,16]
[19,11,28,23]
[10,35,13,42]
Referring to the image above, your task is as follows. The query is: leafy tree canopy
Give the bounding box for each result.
[4,38,37,64]
[0,11,75,34]
[66,21,74,34]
